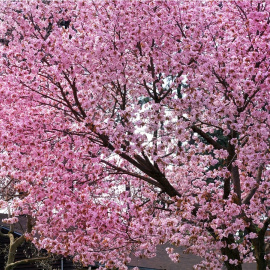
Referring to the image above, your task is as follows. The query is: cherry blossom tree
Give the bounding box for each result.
[0,0,269,269]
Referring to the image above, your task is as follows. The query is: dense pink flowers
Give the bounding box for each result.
[0,0,269,269]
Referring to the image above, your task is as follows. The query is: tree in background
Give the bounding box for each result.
[0,0,269,269]
[0,179,51,270]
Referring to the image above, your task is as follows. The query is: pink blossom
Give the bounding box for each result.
[0,0,268,269]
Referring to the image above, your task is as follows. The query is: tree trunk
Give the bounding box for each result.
[253,236,267,270]
[221,234,242,270]
[5,234,25,270]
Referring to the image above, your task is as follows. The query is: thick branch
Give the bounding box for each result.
[223,177,231,199]
[5,256,50,270]
[101,159,163,189]
[231,165,241,203]
[11,234,25,251]
[88,127,181,197]
[243,163,264,204]
[259,217,270,237]
[6,234,26,268]
[227,142,241,202]
[191,125,225,150]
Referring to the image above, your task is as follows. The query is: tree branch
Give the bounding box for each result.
[5,256,50,270]
[191,125,225,150]
[101,159,163,189]
[242,163,264,204]
[63,72,87,118]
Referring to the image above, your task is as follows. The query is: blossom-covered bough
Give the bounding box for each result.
[0,1,269,269]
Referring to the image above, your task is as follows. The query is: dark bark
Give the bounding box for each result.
[253,237,267,270]
[227,140,241,202]
[221,234,242,270]
[252,218,270,270]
